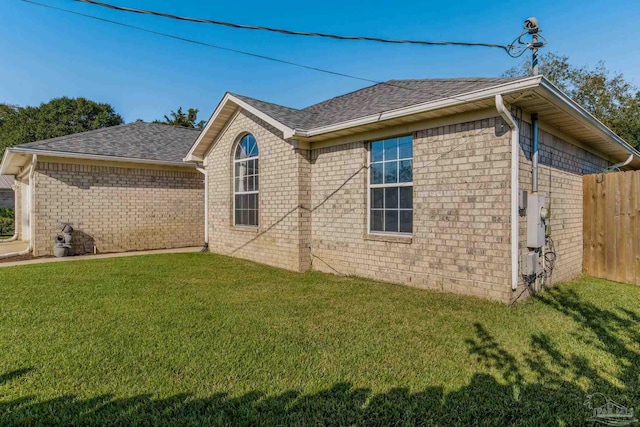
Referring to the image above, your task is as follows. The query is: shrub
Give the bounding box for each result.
[0,208,15,219]
[0,216,14,236]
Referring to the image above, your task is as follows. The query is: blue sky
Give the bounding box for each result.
[1,0,639,122]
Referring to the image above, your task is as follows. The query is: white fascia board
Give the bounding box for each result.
[184,93,296,162]
[184,93,230,162]
[7,147,197,168]
[0,149,13,175]
[538,78,640,159]
[294,76,543,138]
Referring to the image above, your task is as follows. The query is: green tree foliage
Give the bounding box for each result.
[156,107,206,130]
[504,53,640,147]
[0,97,123,155]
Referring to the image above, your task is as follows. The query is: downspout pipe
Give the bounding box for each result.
[532,113,539,193]
[0,154,36,260]
[495,95,520,292]
[195,166,209,252]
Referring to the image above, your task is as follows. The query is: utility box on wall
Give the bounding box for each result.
[527,193,546,248]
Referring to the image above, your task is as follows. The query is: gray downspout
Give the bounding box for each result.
[532,113,539,192]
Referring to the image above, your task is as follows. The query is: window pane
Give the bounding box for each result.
[385,210,399,232]
[235,209,241,225]
[254,195,259,217]
[247,135,257,157]
[371,210,383,231]
[384,161,397,184]
[255,177,259,191]
[384,139,398,161]
[372,188,384,208]
[398,136,412,159]
[248,193,256,209]
[371,141,383,163]
[385,187,398,209]
[400,187,413,209]
[400,210,412,233]
[254,158,259,173]
[371,163,383,184]
[399,160,412,183]
[235,194,242,210]
[243,176,250,192]
[248,210,256,226]
[234,177,240,192]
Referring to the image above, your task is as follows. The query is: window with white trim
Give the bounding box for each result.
[234,134,259,227]
[369,135,413,234]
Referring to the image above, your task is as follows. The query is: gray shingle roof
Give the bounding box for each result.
[15,122,200,163]
[232,78,520,130]
[0,175,13,190]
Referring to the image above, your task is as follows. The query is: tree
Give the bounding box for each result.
[503,53,640,148]
[0,97,123,155]
[156,107,206,130]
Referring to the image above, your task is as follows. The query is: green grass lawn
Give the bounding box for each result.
[0,253,638,426]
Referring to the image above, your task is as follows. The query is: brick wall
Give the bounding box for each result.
[310,118,513,302]
[204,110,311,271]
[204,109,612,302]
[517,120,609,296]
[0,189,13,209]
[32,161,204,256]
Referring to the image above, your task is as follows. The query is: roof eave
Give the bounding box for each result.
[290,76,543,139]
[0,149,15,175]
[184,93,296,163]
[537,77,640,164]
[6,147,196,169]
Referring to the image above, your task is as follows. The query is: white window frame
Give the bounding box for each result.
[233,134,259,227]
[367,135,413,236]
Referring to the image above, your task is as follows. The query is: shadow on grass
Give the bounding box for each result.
[1,286,638,426]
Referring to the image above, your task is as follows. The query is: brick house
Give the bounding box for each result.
[185,76,640,302]
[0,122,204,256]
[0,175,14,209]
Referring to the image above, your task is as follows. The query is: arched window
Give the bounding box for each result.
[234,134,259,227]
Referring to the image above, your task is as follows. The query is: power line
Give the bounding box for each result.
[75,0,514,54]
[18,0,499,111]
[19,0,389,86]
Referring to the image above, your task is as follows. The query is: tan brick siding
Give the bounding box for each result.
[205,110,611,303]
[517,120,608,296]
[0,189,13,209]
[310,118,513,302]
[204,111,311,271]
[32,161,204,256]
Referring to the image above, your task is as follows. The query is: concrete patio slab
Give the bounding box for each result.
[0,246,202,268]
[0,240,28,256]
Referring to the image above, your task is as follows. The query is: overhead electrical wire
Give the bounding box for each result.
[19,0,542,125]
[74,0,516,54]
[18,0,499,111]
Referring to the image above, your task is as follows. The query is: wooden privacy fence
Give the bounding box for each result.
[583,170,640,285]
